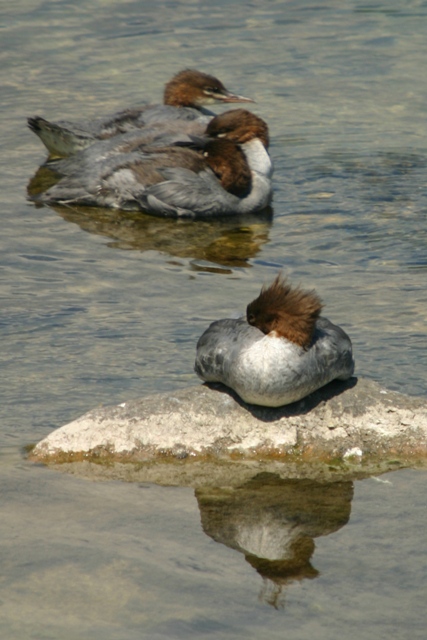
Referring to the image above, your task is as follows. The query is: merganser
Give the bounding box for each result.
[34,110,272,218]
[46,108,272,182]
[27,69,254,157]
[205,108,272,179]
[195,274,355,407]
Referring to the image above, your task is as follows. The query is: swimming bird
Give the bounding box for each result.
[34,110,272,218]
[205,107,272,179]
[195,274,354,407]
[27,69,254,157]
[46,107,272,182]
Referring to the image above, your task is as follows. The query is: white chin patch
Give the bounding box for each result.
[200,94,217,105]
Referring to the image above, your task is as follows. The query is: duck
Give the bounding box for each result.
[194,274,355,407]
[205,107,271,178]
[27,69,254,157]
[34,110,272,218]
[46,107,272,181]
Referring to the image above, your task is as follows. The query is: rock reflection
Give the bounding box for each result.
[196,473,353,608]
[27,165,272,268]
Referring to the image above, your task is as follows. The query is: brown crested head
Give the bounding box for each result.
[164,69,254,108]
[203,139,252,197]
[206,109,269,149]
[246,274,323,348]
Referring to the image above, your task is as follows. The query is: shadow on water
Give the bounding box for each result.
[203,376,358,421]
[196,472,353,609]
[27,165,273,269]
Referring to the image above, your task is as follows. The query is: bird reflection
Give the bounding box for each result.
[27,165,272,269]
[196,473,353,608]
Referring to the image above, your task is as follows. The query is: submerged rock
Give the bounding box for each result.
[30,377,427,485]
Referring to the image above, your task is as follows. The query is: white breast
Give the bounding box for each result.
[241,138,273,178]
[229,336,304,405]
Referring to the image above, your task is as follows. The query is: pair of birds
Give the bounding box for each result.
[28,70,354,407]
[28,69,272,218]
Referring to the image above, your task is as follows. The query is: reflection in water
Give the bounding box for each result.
[196,473,353,608]
[27,165,272,269]
[26,164,60,196]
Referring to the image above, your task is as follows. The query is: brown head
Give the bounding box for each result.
[206,109,269,149]
[246,274,323,348]
[203,139,252,197]
[164,69,254,108]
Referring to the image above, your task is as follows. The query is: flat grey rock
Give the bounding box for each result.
[30,377,427,486]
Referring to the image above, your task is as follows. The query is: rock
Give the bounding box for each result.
[29,377,427,486]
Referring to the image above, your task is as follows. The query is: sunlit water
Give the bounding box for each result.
[1,1,426,638]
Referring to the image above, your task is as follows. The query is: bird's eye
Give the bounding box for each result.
[247,313,256,324]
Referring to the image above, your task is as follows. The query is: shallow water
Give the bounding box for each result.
[1,0,426,638]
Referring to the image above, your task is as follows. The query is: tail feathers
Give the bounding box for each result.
[27,116,93,156]
[28,116,70,136]
[27,116,49,134]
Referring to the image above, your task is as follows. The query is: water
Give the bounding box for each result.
[1,0,426,637]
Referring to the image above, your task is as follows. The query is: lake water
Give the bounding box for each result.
[1,0,426,638]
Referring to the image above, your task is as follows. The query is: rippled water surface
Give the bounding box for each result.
[1,1,426,638]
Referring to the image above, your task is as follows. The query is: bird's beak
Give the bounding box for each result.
[218,91,255,104]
